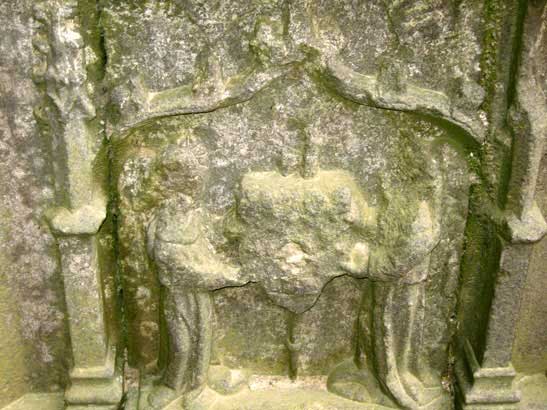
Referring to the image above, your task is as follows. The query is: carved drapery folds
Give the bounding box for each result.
[26,1,547,410]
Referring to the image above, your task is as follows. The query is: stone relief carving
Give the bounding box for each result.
[114,50,458,405]
[107,2,546,408]
[141,142,446,409]
[1,1,543,410]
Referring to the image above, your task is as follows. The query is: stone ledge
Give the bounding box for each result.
[1,393,63,410]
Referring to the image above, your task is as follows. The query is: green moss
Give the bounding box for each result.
[78,0,106,83]
[476,0,527,210]
[478,0,505,118]
[456,185,503,362]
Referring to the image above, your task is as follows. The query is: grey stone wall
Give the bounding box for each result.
[0,2,68,407]
[0,1,545,409]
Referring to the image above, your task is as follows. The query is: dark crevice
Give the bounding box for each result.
[505,0,528,114]
[93,0,127,384]
[450,0,528,393]
[476,0,528,209]
[501,0,529,211]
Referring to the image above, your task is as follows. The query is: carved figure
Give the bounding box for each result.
[144,116,444,410]
[146,147,247,409]
[230,141,444,409]
[129,7,456,410]
[328,193,444,410]
[20,1,547,410]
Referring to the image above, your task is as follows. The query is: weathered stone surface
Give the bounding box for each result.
[512,0,547,373]
[513,153,547,372]
[0,1,546,410]
[0,1,69,407]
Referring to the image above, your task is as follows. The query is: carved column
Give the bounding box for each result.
[455,1,547,408]
[33,1,123,409]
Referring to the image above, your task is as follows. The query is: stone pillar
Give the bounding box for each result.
[456,1,547,408]
[456,240,541,409]
[58,235,122,410]
[32,1,123,408]
[59,236,108,371]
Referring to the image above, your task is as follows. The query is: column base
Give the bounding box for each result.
[64,346,123,409]
[455,339,520,410]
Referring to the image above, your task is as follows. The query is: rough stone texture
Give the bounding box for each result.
[0,1,69,407]
[510,0,547,375]
[0,1,546,410]
[104,3,482,409]
[513,153,547,372]
[0,283,28,408]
